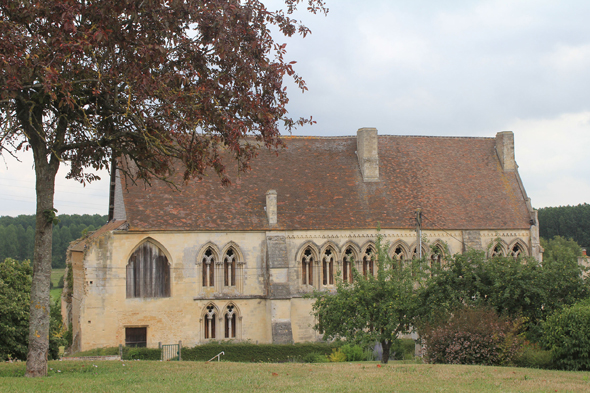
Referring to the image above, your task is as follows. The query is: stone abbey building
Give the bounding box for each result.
[63,128,541,352]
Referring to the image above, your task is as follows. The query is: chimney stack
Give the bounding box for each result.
[266,190,277,225]
[495,131,516,171]
[357,127,379,182]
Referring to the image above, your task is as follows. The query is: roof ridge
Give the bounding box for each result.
[282,134,495,140]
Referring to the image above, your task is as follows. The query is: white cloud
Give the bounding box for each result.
[0,151,109,217]
[508,111,590,208]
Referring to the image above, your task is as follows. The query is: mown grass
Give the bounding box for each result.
[50,268,65,303]
[1,360,589,392]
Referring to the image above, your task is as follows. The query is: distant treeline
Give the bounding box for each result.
[538,203,590,248]
[0,214,108,268]
[1,204,588,267]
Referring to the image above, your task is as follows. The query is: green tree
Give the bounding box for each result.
[0,258,64,362]
[24,226,34,261]
[1,0,327,376]
[419,246,588,336]
[16,224,27,261]
[542,300,590,371]
[540,237,588,318]
[3,225,18,261]
[538,204,590,248]
[309,234,427,364]
[0,258,32,361]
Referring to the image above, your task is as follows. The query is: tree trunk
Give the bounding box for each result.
[381,339,391,364]
[25,152,59,377]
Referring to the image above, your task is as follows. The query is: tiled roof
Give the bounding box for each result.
[120,135,532,231]
[69,220,127,252]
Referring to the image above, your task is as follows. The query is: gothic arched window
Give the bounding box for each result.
[491,243,504,257]
[511,243,525,258]
[362,246,375,277]
[204,304,216,339]
[224,304,236,339]
[430,244,444,272]
[322,248,335,286]
[392,245,405,269]
[126,241,170,298]
[202,248,216,287]
[302,247,314,286]
[343,247,355,283]
[224,248,237,287]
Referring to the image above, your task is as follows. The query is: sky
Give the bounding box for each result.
[1,0,590,217]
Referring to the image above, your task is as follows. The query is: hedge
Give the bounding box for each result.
[73,342,339,362]
[181,342,338,362]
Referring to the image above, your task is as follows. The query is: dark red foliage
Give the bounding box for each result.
[0,0,328,184]
[420,306,525,366]
[0,0,327,376]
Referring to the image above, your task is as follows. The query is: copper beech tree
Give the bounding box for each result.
[0,0,327,376]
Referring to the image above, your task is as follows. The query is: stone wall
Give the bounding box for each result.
[67,227,532,352]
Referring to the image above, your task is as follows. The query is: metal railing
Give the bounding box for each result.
[207,351,225,362]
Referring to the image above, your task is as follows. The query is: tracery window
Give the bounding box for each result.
[322,248,335,286]
[491,243,504,257]
[302,247,314,286]
[202,248,216,287]
[411,246,426,260]
[511,243,525,258]
[204,304,216,339]
[126,241,170,298]
[342,247,355,283]
[224,304,236,339]
[430,245,444,271]
[224,248,236,287]
[362,246,375,277]
[392,245,405,269]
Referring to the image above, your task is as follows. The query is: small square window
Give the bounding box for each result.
[125,327,147,347]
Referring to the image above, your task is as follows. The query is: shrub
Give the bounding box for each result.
[123,347,161,360]
[514,342,552,369]
[340,344,364,361]
[542,302,590,371]
[303,352,329,363]
[391,339,415,360]
[364,348,377,361]
[421,306,525,366]
[328,348,346,362]
[57,275,64,288]
[181,342,338,363]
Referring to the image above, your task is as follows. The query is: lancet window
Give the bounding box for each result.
[302,247,314,286]
[490,243,505,257]
[362,246,375,277]
[392,245,405,269]
[322,248,335,286]
[342,247,355,283]
[126,241,170,298]
[511,243,525,258]
[430,244,445,271]
[202,248,216,287]
[224,304,236,339]
[204,304,216,339]
[224,248,237,287]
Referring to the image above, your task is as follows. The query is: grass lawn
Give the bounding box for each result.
[50,268,65,303]
[1,360,589,392]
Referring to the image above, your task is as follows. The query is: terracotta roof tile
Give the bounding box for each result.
[121,135,531,231]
